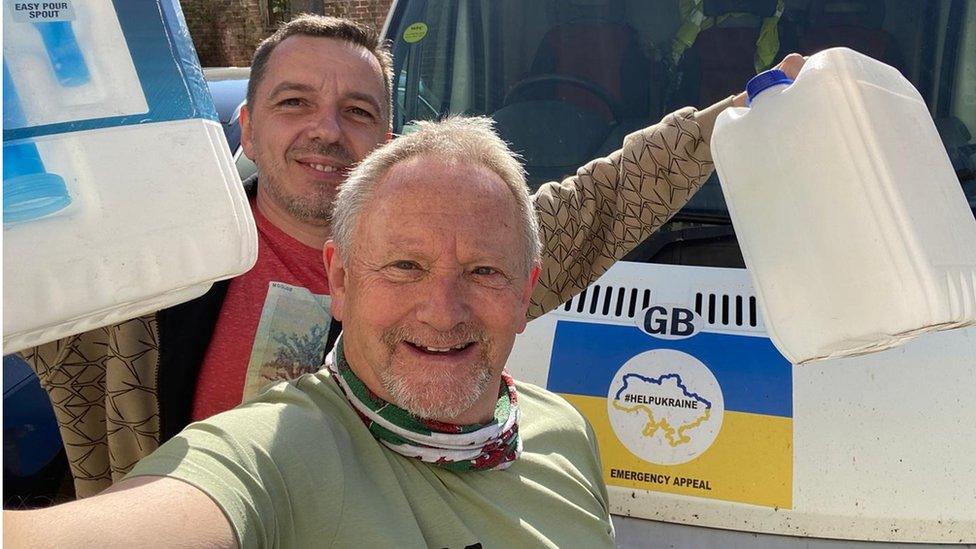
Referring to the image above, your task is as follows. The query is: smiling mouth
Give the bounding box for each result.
[405,341,475,355]
[294,157,351,174]
[301,162,338,173]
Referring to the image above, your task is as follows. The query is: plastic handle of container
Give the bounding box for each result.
[34,21,90,87]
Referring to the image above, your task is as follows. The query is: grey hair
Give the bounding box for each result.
[332,116,541,271]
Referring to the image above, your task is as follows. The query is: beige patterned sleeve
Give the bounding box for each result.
[528,98,733,319]
[20,315,162,498]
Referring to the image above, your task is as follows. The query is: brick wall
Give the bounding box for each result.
[180,0,394,68]
[318,0,394,33]
[179,0,269,67]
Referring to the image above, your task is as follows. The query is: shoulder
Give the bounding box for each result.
[239,371,355,430]
[129,371,359,491]
[510,380,610,523]
[516,381,577,413]
[127,371,355,548]
[514,381,603,480]
[166,371,354,454]
[515,381,595,440]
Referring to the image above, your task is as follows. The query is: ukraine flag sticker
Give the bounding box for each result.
[548,317,793,509]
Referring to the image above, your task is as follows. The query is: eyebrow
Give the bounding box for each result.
[266,81,384,115]
[346,91,384,116]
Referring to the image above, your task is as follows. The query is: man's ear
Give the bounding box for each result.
[324,240,347,321]
[515,263,541,334]
[239,104,254,159]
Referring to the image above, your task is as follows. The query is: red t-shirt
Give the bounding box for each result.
[191,204,330,421]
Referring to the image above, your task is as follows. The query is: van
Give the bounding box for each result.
[382,0,976,544]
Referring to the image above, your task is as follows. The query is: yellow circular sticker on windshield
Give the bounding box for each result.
[403,22,428,43]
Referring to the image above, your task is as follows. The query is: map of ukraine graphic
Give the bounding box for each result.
[612,373,713,447]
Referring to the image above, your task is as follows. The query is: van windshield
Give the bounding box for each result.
[388,0,976,267]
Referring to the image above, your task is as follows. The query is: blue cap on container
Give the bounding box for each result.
[746,69,793,105]
[3,142,71,225]
[3,171,72,224]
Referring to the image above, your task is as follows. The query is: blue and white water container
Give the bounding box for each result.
[3,0,257,353]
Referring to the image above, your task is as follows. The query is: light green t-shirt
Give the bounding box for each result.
[127,371,614,548]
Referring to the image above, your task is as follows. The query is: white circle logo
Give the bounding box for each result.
[607,349,724,465]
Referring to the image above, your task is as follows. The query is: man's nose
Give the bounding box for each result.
[305,108,342,143]
[415,271,471,332]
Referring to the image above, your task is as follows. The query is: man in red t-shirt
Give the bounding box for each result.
[190,16,393,420]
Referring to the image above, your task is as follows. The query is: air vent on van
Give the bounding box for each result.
[694,291,759,328]
[561,285,650,319]
[558,286,763,331]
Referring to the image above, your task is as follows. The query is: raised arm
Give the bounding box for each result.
[3,476,235,549]
[528,99,725,318]
[527,53,807,319]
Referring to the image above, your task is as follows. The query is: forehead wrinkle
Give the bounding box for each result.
[370,211,518,272]
[352,199,443,259]
[265,80,317,100]
[380,233,439,256]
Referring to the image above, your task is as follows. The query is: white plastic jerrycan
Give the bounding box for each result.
[2,0,257,354]
[710,47,976,364]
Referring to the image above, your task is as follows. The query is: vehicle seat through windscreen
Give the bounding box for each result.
[674,0,791,108]
[798,0,902,71]
[493,1,659,188]
[525,18,655,121]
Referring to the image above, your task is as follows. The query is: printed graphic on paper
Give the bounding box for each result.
[549,316,792,508]
[242,281,332,402]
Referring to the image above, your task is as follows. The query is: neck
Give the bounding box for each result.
[450,373,504,425]
[255,188,332,250]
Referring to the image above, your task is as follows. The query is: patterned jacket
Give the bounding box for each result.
[24,100,730,498]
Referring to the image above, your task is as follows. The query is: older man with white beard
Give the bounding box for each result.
[4,117,614,548]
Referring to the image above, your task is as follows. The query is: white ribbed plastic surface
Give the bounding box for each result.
[3,119,257,354]
[711,47,976,364]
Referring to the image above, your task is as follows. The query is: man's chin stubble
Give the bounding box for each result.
[271,186,335,225]
[381,363,494,421]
